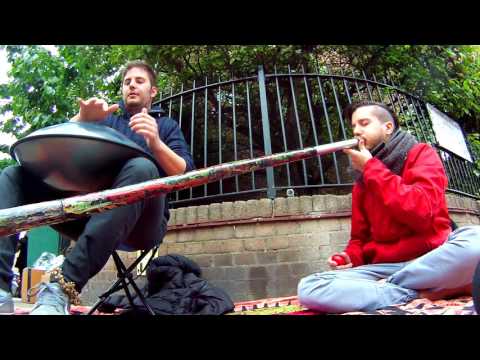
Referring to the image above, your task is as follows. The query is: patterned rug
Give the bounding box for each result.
[14,305,120,315]
[231,296,477,315]
[13,295,476,315]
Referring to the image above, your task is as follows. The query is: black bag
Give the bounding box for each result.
[99,254,234,315]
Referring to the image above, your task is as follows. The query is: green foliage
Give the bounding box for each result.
[0,157,15,171]
[342,45,480,133]
[0,45,327,138]
[0,144,14,170]
[468,133,480,175]
[2,46,75,132]
[2,45,479,135]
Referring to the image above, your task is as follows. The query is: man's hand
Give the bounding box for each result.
[327,252,353,270]
[129,108,161,150]
[343,138,372,172]
[73,98,119,122]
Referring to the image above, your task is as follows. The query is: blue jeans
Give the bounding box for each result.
[298,225,480,313]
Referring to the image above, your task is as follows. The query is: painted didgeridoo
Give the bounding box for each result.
[0,138,358,237]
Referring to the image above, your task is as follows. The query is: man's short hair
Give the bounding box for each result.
[343,100,399,129]
[121,60,157,87]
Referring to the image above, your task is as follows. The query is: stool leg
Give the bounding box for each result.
[88,248,159,315]
[87,279,125,315]
[126,272,156,315]
[87,255,136,315]
[112,252,137,310]
[113,249,157,315]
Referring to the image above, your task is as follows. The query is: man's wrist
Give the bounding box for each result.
[150,137,164,153]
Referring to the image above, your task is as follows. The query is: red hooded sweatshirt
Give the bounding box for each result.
[345,143,452,266]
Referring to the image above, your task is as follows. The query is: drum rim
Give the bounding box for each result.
[9,122,158,166]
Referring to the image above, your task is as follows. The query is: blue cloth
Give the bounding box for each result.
[98,101,195,220]
[298,225,480,313]
[99,102,195,178]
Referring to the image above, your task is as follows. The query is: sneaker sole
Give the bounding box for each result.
[0,304,14,315]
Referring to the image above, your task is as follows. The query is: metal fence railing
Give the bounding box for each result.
[155,65,479,207]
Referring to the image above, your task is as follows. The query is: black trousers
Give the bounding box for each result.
[0,157,167,293]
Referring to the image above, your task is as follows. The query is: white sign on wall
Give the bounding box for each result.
[427,103,473,162]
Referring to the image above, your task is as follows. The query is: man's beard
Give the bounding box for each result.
[125,98,148,114]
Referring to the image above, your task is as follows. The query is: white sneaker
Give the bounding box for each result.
[0,288,14,315]
[29,283,70,315]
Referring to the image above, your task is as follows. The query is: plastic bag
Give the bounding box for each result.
[32,252,65,271]
[11,271,20,296]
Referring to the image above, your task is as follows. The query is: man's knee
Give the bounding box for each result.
[121,157,159,181]
[450,225,480,258]
[1,165,22,181]
[297,271,338,310]
[0,165,24,208]
[297,275,314,303]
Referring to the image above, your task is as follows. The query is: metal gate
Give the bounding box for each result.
[155,65,479,207]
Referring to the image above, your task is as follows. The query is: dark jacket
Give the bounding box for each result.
[100,254,234,315]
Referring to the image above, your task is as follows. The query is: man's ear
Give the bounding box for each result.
[150,86,158,100]
[385,121,394,135]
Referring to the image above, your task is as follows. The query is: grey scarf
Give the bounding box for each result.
[353,129,418,183]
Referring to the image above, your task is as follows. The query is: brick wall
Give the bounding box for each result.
[79,194,480,305]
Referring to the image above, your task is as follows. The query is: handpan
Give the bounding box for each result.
[10,122,157,193]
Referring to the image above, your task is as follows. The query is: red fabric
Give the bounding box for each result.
[345,143,452,267]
